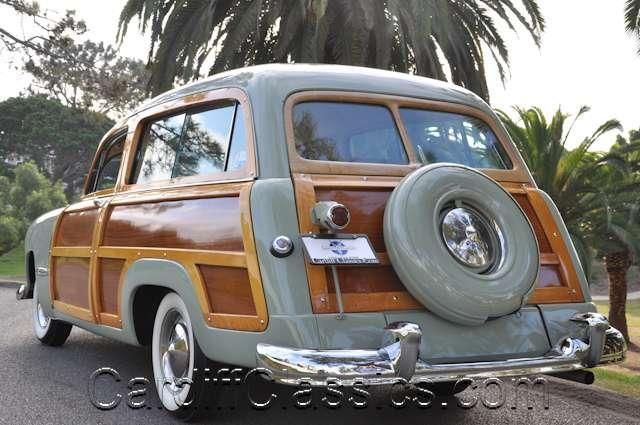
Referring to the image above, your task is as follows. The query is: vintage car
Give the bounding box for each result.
[18,64,626,417]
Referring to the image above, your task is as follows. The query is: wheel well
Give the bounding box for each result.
[132,286,171,346]
[26,251,35,286]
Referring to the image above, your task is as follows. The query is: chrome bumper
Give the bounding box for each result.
[256,313,627,386]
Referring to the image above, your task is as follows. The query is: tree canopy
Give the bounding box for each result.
[0,95,114,198]
[118,0,545,99]
[626,0,640,53]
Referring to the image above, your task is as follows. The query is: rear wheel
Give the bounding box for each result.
[32,285,72,346]
[151,292,214,420]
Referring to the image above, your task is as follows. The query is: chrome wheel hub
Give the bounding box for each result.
[441,206,501,272]
[159,311,190,391]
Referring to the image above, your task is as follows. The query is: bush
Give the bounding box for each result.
[0,216,21,256]
[0,162,67,255]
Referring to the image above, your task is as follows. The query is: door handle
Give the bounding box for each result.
[93,198,107,208]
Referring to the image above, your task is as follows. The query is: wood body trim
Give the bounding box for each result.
[91,182,268,331]
[293,174,584,314]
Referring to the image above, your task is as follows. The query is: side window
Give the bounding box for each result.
[130,101,248,185]
[131,113,185,185]
[173,102,235,177]
[86,132,126,194]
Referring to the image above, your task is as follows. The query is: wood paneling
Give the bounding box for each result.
[512,193,553,253]
[326,266,406,294]
[199,265,257,316]
[537,264,564,288]
[102,197,243,251]
[99,258,124,315]
[55,209,98,247]
[295,173,584,314]
[53,257,90,309]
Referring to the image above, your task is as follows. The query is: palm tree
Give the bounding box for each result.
[499,107,640,342]
[626,0,640,52]
[118,0,544,98]
[497,106,622,254]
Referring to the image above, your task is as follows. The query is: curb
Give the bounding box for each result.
[0,280,23,288]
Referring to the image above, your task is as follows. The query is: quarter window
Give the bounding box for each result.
[130,102,248,184]
[86,132,126,194]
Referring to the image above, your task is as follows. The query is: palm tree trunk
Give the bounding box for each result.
[604,251,630,342]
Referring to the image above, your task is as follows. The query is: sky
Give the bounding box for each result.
[1,0,639,151]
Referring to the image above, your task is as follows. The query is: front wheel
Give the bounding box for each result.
[151,292,214,420]
[32,285,72,346]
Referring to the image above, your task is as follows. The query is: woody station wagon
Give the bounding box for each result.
[17,64,626,417]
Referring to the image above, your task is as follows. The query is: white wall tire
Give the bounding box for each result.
[151,292,212,420]
[32,285,72,346]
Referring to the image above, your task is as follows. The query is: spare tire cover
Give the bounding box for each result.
[384,164,539,326]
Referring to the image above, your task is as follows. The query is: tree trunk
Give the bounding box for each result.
[604,250,630,343]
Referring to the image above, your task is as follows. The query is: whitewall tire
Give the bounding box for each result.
[32,285,72,346]
[152,292,213,420]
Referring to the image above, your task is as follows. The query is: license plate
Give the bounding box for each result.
[300,234,379,265]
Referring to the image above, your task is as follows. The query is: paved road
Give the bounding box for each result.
[2,286,640,425]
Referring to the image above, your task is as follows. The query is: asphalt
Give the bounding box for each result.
[2,285,640,425]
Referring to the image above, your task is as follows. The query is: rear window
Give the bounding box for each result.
[399,108,511,169]
[293,102,408,165]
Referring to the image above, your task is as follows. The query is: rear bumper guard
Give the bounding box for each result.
[256,313,626,386]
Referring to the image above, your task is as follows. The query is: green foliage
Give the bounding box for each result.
[117,0,545,100]
[626,0,640,53]
[23,37,150,115]
[0,95,113,198]
[0,162,67,255]
[499,107,640,275]
[0,216,21,257]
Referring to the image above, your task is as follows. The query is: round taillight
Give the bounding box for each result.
[310,201,351,232]
[329,204,350,229]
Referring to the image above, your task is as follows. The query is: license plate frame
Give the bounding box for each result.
[300,233,379,265]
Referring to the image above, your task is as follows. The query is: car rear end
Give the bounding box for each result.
[245,65,626,387]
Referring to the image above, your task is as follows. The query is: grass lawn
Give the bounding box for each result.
[593,299,640,398]
[0,242,25,279]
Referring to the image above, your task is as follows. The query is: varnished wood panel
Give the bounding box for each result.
[102,197,243,251]
[55,209,99,247]
[99,258,124,315]
[296,174,584,314]
[199,265,257,316]
[53,257,90,309]
[512,193,553,253]
[537,264,563,288]
[326,266,406,294]
[316,189,391,251]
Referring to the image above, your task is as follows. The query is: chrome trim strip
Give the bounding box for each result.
[256,314,627,386]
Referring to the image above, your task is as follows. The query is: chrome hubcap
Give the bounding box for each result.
[36,301,50,329]
[441,206,501,272]
[159,311,190,391]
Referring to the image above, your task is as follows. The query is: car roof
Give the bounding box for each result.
[128,63,493,119]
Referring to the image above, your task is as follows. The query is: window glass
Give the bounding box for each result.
[399,108,511,169]
[172,103,236,178]
[88,133,126,193]
[132,114,185,184]
[293,102,408,165]
[226,104,248,171]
